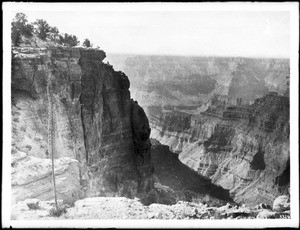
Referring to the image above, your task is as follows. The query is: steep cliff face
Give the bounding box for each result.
[149,94,290,206]
[11,46,155,204]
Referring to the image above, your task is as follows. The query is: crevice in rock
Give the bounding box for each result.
[102,84,114,132]
[71,83,75,100]
[79,95,88,165]
[28,65,38,98]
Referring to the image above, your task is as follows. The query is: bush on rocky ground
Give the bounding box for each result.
[26,199,40,210]
[48,204,68,217]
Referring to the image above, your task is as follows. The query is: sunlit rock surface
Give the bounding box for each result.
[11,45,155,204]
[11,196,290,220]
[148,93,290,206]
[11,151,80,205]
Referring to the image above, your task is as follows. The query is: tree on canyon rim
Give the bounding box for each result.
[11,13,34,46]
[59,33,80,47]
[34,19,51,40]
[82,38,93,48]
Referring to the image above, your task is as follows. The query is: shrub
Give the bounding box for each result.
[82,38,92,48]
[27,203,40,210]
[48,204,68,217]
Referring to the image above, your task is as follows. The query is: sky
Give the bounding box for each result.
[7,3,291,58]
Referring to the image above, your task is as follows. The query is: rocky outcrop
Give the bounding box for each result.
[11,151,80,205]
[149,93,290,206]
[272,195,290,212]
[11,46,154,204]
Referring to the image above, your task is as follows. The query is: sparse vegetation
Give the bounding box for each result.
[59,33,80,47]
[82,38,92,48]
[27,203,40,210]
[11,13,34,46]
[48,204,68,217]
[10,12,100,48]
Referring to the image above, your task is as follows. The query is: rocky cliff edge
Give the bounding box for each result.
[11,46,155,205]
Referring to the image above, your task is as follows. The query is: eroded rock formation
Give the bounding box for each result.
[106,54,290,108]
[149,93,290,206]
[11,46,155,204]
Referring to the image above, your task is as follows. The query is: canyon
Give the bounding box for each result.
[107,54,289,108]
[108,54,290,207]
[10,43,290,220]
[11,43,232,211]
[148,93,290,206]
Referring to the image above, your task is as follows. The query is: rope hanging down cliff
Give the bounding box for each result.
[47,76,58,208]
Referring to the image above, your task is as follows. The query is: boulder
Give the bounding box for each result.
[11,155,81,205]
[255,203,272,210]
[273,195,290,212]
[257,210,280,219]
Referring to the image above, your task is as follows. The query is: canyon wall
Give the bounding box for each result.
[149,93,290,206]
[107,54,290,206]
[107,54,290,108]
[11,46,155,205]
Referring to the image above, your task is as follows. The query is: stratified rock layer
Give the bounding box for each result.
[11,46,154,204]
[149,94,290,206]
[106,54,289,108]
[11,151,80,205]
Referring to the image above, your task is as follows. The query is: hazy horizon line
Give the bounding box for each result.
[106,52,290,60]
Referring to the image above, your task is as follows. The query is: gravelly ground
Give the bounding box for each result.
[11,197,290,220]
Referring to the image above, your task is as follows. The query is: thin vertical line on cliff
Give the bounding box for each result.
[78,55,89,165]
[47,75,58,208]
